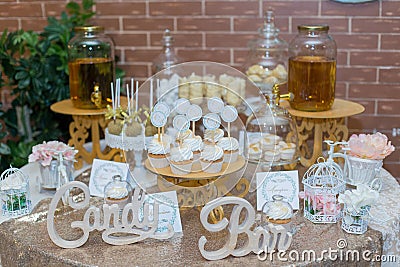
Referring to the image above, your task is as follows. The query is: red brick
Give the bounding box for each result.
[92,18,120,32]
[334,34,378,50]
[337,51,347,66]
[322,1,379,16]
[348,115,398,131]
[149,2,201,16]
[21,19,47,31]
[351,52,400,67]
[382,1,400,17]
[347,99,375,115]
[234,17,289,32]
[0,20,18,32]
[206,1,259,16]
[292,18,349,33]
[118,64,149,80]
[96,2,145,16]
[380,68,400,83]
[150,33,202,48]
[262,1,319,16]
[109,33,147,47]
[44,3,65,17]
[123,18,174,31]
[0,3,42,17]
[177,49,230,63]
[337,67,377,82]
[381,35,400,50]
[377,100,400,115]
[349,84,400,99]
[233,49,249,64]
[177,18,230,32]
[125,49,160,63]
[206,33,255,48]
[353,18,400,34]
[335,82,347,98]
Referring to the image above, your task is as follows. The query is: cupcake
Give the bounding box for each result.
[183,135,203,161]
[217,137,239,163]
[200,145,224,173]
[248,142,262,160]
[280,147,296,161]
[263,198,293,225]
[169,145,194,175]
[264,150,281,162]
[204,128,224,145]
[105,186,129,210]
[153,133,173,147]
[147,139,171,168]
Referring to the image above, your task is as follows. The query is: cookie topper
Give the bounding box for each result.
[207,97,225,114]
[186,104,202,136]
[175,98,191,115]
[221,105,238,138]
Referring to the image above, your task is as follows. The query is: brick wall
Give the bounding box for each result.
[0,0,399,178]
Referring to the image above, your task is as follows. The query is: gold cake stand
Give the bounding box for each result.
[145,156,249,222]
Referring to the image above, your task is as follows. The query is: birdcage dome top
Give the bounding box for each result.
[0,167,28,191]
[302,157,345,189]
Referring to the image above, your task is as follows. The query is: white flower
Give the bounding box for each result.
[338,184,379,213]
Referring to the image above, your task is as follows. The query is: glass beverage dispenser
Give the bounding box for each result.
[68,26,115,109]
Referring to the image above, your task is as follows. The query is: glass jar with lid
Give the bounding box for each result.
[244,9,288,96]
[152,29,182,75]
[104,175,132,210]
[288,25,337,111]
[68,26,115,109]
[261,195,293,231]
[244,84,299,170]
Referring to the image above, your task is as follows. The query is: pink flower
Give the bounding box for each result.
[348,132,395,160]
[28,141,78,166]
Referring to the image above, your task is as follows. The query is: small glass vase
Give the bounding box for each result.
[347,156,383,191]
[341,205,370,235]
[39,159,74,190]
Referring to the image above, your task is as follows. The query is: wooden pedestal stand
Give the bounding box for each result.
[281,99,365,167]
[50,99,123,169]
[145,157,249,222]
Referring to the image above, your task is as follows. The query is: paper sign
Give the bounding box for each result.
[256,170,299,210]
[89,159,129,197]
[145,191,182,233]
[207,97,224,113]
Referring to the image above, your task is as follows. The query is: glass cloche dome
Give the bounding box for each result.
[244,84,299,170]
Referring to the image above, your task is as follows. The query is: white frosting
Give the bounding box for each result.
[217,137,239,151]
[278,141,296,149]
[176,129,192,141]
[153,134,172,145]
[204,129,224,143]
[264,150,280,161]
[170,145,193,162]
[147,139,170,155]
[200,145,224,161]
[106,187,128,199]
[183,136,203,152]
[266,202,292,220]
[280,148,296,160]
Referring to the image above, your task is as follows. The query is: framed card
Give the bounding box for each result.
[89,159,129,197]
[256,170,299,210]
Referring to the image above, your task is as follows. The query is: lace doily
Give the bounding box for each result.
[368,168,400,265]
[105,125,145,151]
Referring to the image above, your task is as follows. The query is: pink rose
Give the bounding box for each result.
[348,132,395,160]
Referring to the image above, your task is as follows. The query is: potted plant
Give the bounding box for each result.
[0,0,124,170]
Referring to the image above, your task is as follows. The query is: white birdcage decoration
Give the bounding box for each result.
[0,167,31,218]
[341,204,370,234]
[302,141,346,224]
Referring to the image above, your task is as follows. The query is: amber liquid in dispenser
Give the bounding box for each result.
[69,58,114,109]
[288,56,336,111]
